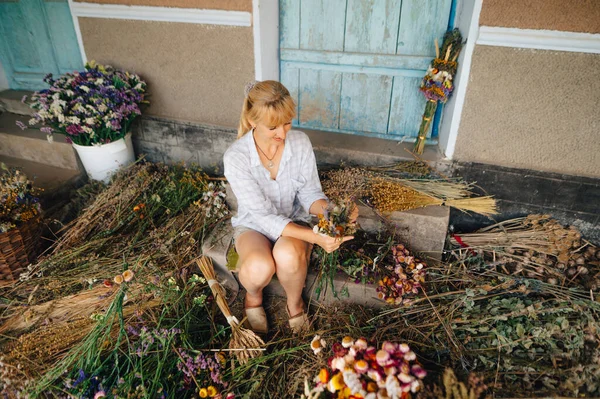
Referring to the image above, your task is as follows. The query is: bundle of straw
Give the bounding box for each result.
[196,256,264,364]
[370,178,497,216]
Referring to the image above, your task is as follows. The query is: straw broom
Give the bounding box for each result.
[196,256,264,364]
[370,179,498,216]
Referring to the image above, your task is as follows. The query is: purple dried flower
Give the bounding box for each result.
[40,127,53,134]
[21,95,27,103]
[66,125,83,135]
[16,120,27,130]
[72,369,85,387]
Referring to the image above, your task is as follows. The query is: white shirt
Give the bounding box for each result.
[223,129,327,241]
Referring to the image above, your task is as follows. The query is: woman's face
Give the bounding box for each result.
[253,119,292,145]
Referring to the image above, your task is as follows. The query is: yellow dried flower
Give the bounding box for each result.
[122,269,134,282]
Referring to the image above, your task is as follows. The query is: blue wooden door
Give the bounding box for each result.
[280,0,453,142]
[0,0,83,90]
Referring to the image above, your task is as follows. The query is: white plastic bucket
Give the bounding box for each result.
[72,133,135,183]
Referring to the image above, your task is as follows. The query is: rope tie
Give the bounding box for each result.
[207,279,219,289]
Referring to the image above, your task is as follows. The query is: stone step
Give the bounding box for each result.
[202,223,383,307]
[0,89,35,116]
[0,112,80,170]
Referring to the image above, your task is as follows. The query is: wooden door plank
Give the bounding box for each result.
[0,3,44,73]
[280,0,300,49]
[280,49,430,70]
[280,63,300,125]
[339,73,393,134]
[387,75,428,138]
[397,0,452,56]
[344,0,402,54]
[298,68,342,130]
[299,0,346,51]
[42,0,83,73]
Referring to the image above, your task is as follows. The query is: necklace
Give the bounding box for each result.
[253,135,278,168]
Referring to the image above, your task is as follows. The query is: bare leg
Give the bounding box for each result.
[272,237,311,316]
[235,231,275,308]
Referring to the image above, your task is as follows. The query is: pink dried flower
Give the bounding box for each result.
[376,350,392,366]
[411,364,427,379]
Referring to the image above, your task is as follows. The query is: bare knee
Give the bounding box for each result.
[273,239,308,275]
[239,252,276,288]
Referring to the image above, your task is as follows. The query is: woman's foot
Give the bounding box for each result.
[244,292,268,334]
[244,306,268,334]
[287,302,309,334]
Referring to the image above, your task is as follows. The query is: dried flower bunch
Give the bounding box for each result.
[0,163,41,233]
[312,199,358,299]
[321,167,372,201]
[376,244,427,305]
[19,61,147,146]
[450,215,599,289]
[304,336,427,399]
[321,165,497,217]
[414,28,463,154]
[313,199,358,238]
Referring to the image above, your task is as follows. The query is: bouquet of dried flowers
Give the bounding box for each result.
[18,61,148,146]
[376,243,427,305]
[304,336,427,399]
[414,28,463,154]
[313,199,358,299]
[0,164,41,233]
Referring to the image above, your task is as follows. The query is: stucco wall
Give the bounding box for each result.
[479,0,600,33]
[78,18,254,127]
[453,45,600,178]
[73,0,251,11]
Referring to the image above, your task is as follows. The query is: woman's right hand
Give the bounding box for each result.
[315,233,354,253]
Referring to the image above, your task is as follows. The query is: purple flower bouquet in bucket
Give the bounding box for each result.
[19,61,148,182]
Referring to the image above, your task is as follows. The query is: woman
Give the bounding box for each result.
[223,80,355,334]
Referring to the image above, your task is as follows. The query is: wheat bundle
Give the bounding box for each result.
[0,285,113,335]
[371,178,443,212]
[196,256,264,364]
[370,178,497,216]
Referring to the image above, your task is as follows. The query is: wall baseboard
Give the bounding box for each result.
[477,26,600,54]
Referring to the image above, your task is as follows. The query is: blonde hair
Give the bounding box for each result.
[237,80,297,138]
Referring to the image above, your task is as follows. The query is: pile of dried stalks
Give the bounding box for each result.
[450,215,600,289]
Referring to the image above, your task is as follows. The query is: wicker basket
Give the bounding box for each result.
[0,218,42,283]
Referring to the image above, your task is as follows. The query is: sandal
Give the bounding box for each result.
[287,305,310,334]
[243,306,268,334]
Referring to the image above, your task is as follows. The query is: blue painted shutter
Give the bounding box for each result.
[0,0,82,90]
[280,0,452,141]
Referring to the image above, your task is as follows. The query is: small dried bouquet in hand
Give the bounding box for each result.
[313,199,358,300]
[313,200,358,238]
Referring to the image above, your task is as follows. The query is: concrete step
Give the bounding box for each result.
[0,112,80,170]
[0,154,83,193]
[304,128,442,166]
[0,90,35,116]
